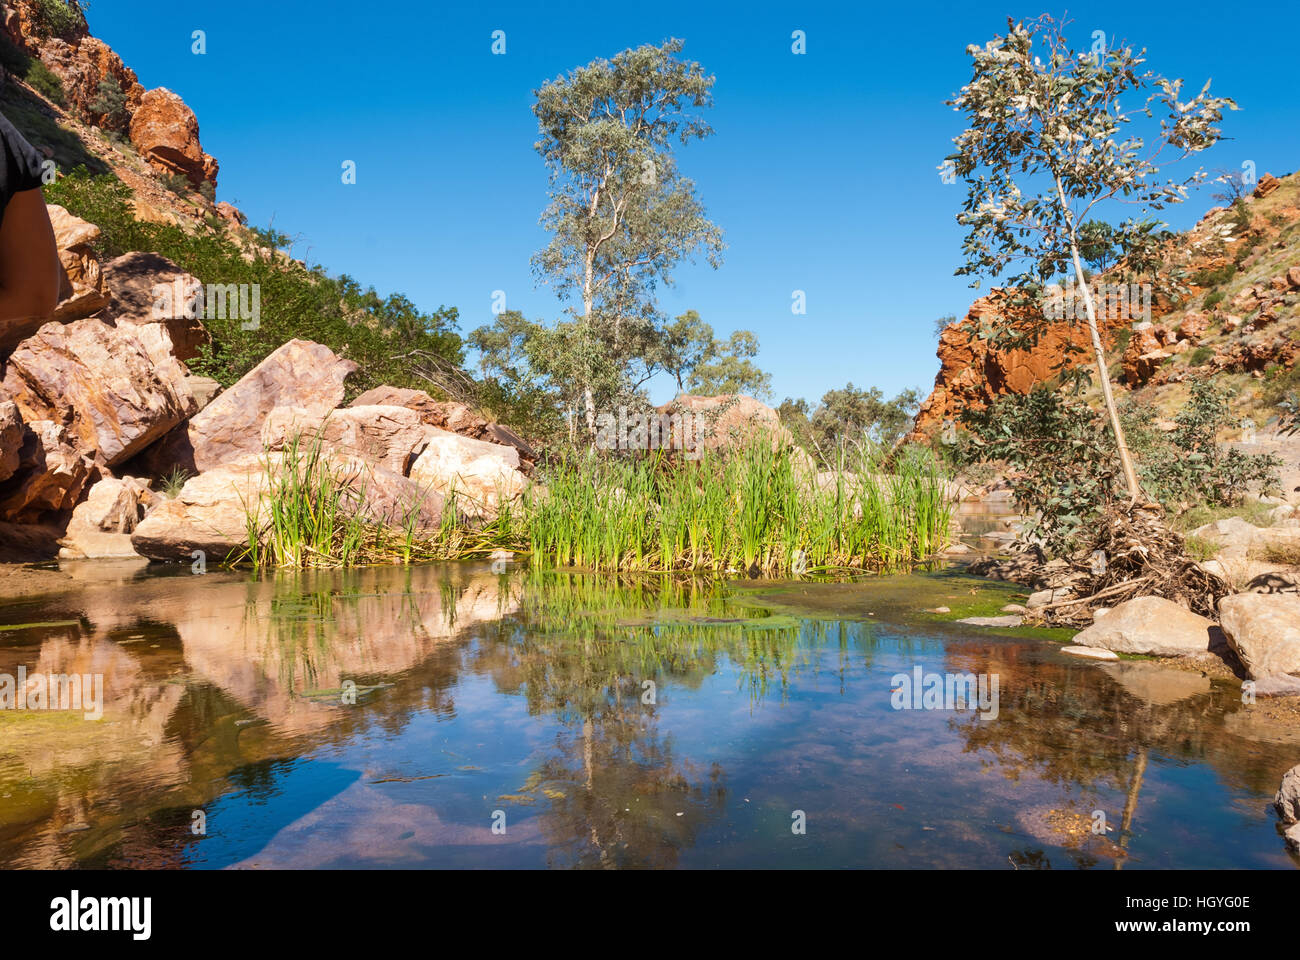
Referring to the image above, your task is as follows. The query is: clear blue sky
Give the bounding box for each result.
[89,0,1300,406]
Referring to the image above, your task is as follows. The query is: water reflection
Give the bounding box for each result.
[0,565,1295,869]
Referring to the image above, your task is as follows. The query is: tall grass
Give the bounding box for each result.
[526,436,952,575]
[238,432,950,574]
[237,434,528,568]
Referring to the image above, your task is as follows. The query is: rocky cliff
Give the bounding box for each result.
[913,171,1300,438]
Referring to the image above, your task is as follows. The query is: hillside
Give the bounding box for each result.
[915,169,1300,445]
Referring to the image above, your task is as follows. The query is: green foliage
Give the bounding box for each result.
[1192,263,1235,288]
[531,39,725,433]
[43,167,464,395]
[1123,381,1281,508]
[29,0,85,40]
[1203,290,1225,309]
[160,467,189,498]
[1188,345,1214,365]
[1077,220,1117,272]
[959,390,1120,556]
[656,310,770,398]
[24,59,65,106]
[525,437,951,574]
[780,384,921,463]
[88,75,128,132]
[933,314,958,338]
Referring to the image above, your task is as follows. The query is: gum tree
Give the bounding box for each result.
[532,39,724,438]
[944,15,1235,503]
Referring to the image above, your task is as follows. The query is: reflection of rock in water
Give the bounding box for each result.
[0,566,518,867]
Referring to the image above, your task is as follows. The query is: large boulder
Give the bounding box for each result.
[140,339,357,475]
[1069,596,1220,656]
[350,386,537,466]
[58,476,154,559]
[1277,765,1300,826]
[99,251,209,363]
[261,405,430,477]
[1218,594,1300,680]
[1193,516,1300,560]
[0,317,198,467]
[0,400,22,483]
[47,204,110,324]
[0,421,95,522]
[407,429,528,521]
[656,394,791,455]
[128,87,218,187]
[131,452,442,562]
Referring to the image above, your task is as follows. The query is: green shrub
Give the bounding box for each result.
[1192,263,1235,288]
[44,167,465,396]
[88,76,129,132]
[24,60,65,106]
[1203,289,1225,309]
[1188,346,1214,365]
[29,0,84,40]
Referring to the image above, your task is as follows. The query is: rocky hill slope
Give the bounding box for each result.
[914,170,1300,439]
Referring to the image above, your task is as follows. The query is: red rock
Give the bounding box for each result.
[129,87,218,187]
[0,421,95,522]
[1254,173,1281,199]
[1177,312,1210,343]
[350,386,537,465]
[261,405,430,477]
[0,400,23,483]
[0,317,198,468]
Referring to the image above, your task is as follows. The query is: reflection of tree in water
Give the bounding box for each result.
[469,571,818,867]
[947,643,1295,864]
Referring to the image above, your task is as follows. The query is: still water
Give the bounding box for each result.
[0,561,1295,869]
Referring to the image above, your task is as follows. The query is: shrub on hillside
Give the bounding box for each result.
[25,59,64,106]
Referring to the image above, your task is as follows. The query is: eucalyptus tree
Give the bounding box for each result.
[944,15,1235,502]
[531,39,724,437]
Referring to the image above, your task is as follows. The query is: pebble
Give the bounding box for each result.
[1060,645,1119,660]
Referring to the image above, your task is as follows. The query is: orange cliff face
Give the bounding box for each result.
[910,171,1300,442]
[909,289,1129,441]
[2,0,217,188]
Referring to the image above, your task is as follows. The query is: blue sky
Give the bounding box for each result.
[89,0,1300,406]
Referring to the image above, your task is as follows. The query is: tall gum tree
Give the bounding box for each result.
[531,38,724,438]
[944,15,1235,504]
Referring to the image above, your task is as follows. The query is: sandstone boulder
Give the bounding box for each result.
[128,87,218,187]
[1277,765,1300,826]
[0,421,95,522]
[131,452,441,562]
[1254,173,1281,199]
[261,405,430,477]
[100,251,209,362]
[0,317,197,467]
[47,204,110,324]
[1070,596,1220,656]
[656,394,794,456]
[0,400,22,483]
[408,429,528,521]
[350,386,537,466]
[58,476,153,559]
[1218,594,1300,680]
[141,339,356,475]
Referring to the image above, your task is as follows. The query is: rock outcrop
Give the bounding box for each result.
[0,400,22,483]
[58,476,153,559]
[128,88,218,187]
[100,251,209,363]
[407,430,528,521]
[141,339,357,475]
[0,317,198,468]
[0,420,94,522]
[260,404,430,477]
[47,204,109,323]
[349,386,537,467]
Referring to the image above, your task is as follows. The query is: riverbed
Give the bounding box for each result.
[0,560,1296,868]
